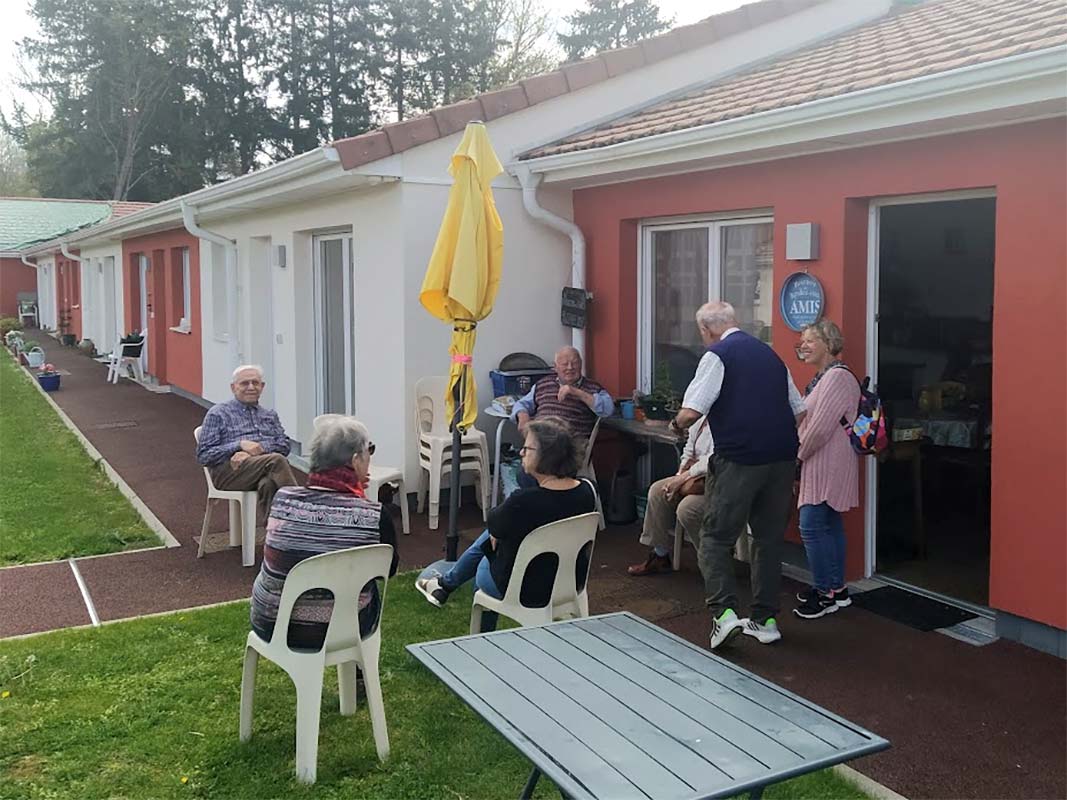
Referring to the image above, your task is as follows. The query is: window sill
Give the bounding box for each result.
[169,326,192,335]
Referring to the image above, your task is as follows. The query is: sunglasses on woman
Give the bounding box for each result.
[367,442,376,455]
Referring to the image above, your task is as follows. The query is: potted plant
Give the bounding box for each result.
[637,362,680,421]
[58,311,76,346]
[0,317,21,339]
[5,329,24,356]
[37,363,61,392]
[119,331,145,358]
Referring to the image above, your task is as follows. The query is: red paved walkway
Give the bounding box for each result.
[2,341,1064,800]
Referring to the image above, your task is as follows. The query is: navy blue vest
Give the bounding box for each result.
[706,331,799,465]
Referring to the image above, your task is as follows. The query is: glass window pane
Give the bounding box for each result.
[320,239,348,414]
[651,227,709,398]
[721,222,774,344]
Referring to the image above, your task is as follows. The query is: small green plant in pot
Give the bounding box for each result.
[637,362,680,420]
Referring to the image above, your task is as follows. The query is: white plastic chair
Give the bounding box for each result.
[416,444,489,529]
[107,329,147,384]
[414,376,491,528]
[240,544,393,784]
[193,426,257,567]
[366,465,410,535]
[577,416,605,530]
[17,297,38,328]
[470,511,600,634]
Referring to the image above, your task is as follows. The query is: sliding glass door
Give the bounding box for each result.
[313,233,355,415]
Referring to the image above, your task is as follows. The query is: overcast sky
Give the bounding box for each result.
[0,0,750,118]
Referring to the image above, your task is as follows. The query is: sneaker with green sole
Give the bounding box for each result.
[742,617,782,644]
[709,609,745,650]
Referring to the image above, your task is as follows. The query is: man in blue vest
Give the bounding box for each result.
[670,302,806,649]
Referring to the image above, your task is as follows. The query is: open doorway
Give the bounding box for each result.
[872,195,995,607]
[313,232,355,415]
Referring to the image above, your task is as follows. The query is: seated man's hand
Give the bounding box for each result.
[557,384,573,403]
[239,439,264,455]
[230,451,251,470]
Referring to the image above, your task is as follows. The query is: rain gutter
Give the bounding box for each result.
[514,164,587,357]
[181,201,240,368]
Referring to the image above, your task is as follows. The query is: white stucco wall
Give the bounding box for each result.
[75,242,124,353]
[35,257,56,330]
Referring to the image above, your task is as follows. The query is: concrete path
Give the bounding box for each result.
[1,341,1064,800]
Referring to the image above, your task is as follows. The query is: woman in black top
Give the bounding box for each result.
[416,417,596,629]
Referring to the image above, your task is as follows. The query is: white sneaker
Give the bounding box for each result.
[742,617,782,644]
[709,609,745,650]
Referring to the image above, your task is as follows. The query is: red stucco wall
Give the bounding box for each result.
[0,258,38,319]
[574,119,1067,630]
[54,253,82,340]
[122,229,202,396]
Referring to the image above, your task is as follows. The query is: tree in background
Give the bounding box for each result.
[4,0,202,201]
[559,0,672,62]
[492,0,558,87]
[0,131,39,196]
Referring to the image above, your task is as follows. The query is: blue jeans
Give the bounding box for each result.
[440,530,503,631]
[798,503,846,593]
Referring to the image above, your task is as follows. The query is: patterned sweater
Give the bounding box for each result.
[250,486,399,649]
[798,367,861,512]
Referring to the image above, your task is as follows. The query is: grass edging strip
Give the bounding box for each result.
[13,355,180,549]
[834,765,908,800]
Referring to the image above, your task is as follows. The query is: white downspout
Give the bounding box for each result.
[59,242,89,344]
[515,165,587,357]
[181,201,240,368]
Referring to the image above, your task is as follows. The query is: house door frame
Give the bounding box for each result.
[863,187,998,580]
[138,253,151,371]
[312,231,355,415]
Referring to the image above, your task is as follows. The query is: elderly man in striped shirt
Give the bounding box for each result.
[196,364,298,519]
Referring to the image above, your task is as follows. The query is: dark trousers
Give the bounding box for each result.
[209,452,298,520]
[698,455,795,623]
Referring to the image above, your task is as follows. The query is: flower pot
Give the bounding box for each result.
[61,334,77,346]
[642,402,671,420]
[38,374,61,392]
[19,353,28,366]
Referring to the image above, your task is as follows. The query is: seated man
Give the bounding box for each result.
[510,346,614,488]
[628,416,714,576]
[196,365,298,520]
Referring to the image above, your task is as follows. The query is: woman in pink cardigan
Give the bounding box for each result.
[794,320,860,620]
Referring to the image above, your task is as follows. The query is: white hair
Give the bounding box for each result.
[696,302,737,332]
[308,415,370,471]
[554,346,582,363]
[231,364,264,382]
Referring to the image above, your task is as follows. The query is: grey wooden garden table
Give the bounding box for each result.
[407,612,888,800]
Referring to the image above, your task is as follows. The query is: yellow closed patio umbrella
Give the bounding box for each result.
[419,121,504,557]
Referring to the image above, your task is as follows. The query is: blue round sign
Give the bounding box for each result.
[780,272,825,331]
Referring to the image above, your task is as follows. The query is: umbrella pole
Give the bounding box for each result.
[446,365,465,561]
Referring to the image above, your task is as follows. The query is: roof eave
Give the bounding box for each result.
[19,147,347,253]
[515,46,1067,183]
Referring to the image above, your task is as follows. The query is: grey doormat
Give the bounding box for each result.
[852,585,977,631]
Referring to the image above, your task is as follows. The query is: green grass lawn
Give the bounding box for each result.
[0,353,159,565]
[0,575,871,800]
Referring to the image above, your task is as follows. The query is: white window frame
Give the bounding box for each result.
[180,247,191,330]
[637,211,774,393]
[138,253,150,332]
[312,231,355,415]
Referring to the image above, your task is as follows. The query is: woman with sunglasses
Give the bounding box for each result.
[416,417,596,631]
[250,414,398,649]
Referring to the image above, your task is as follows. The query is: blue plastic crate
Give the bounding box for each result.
[489,369,554,398]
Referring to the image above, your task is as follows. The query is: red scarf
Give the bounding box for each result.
[306,465,366,497]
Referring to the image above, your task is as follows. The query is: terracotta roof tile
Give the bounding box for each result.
[329,0,828,170]
[523,0,1066,160]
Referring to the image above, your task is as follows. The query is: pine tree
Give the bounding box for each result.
[558,0,672,62]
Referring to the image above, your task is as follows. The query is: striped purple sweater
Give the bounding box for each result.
[250,486,398,649]
[798,367,861,512]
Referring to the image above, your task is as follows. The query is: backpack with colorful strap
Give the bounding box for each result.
[836,369,889,455]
